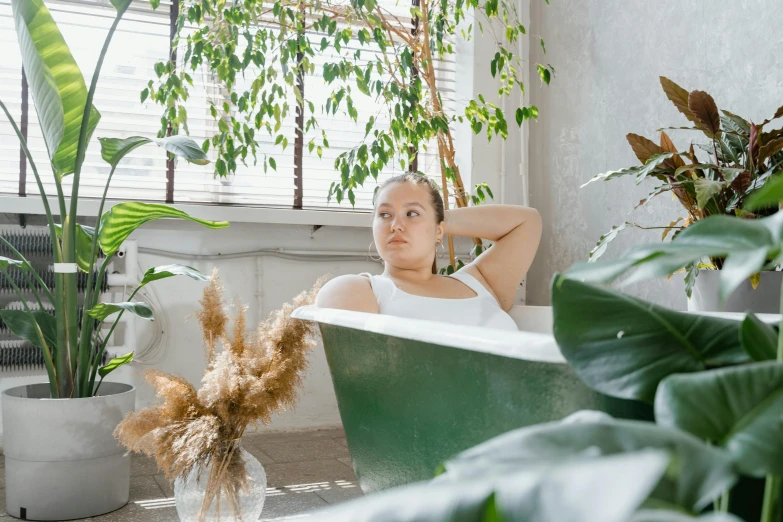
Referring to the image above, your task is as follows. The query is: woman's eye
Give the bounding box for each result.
[408,211,419,217]
[379,212,389,218]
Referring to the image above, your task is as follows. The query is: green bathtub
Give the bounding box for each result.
[291,305,650,493]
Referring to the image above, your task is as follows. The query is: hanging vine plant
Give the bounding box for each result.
[146,0,553,268]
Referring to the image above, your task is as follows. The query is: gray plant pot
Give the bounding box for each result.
[687,269,783,314]
[2,382,136,521]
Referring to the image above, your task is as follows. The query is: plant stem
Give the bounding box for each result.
[777,272,783,361]
[87,255,122,394]
[69,7,127,397]
[77,165,118,396]
[762,476,780,522]
[760,275,783,522]
[719,489,730,513]
[82,254,112,395]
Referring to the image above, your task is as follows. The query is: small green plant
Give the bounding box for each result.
[1,0,230,399]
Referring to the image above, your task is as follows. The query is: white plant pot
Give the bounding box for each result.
[2,382,136,521]
[687,269,783,314]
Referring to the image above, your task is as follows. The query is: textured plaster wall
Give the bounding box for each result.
[525,0,783,308]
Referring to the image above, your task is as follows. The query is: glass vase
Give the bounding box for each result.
[174,442,267,522]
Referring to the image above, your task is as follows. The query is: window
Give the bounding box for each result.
[0,0,457,211]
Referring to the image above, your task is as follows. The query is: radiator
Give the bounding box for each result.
[0,226,137,372]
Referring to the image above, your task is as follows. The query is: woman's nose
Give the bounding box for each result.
[390,216,404,231]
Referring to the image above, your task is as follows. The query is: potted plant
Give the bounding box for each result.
[145,0,553,273]
[583,76,783,312]
[114,271,325,522]
[1,0,229,519]
[558,174,783,520]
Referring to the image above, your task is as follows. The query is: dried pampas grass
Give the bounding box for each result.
[114,271,326,521]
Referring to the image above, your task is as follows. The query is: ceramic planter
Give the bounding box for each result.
[2,382,136,521]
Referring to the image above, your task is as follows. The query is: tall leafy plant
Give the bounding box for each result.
[1,0,230,399]
[554,176,783,521]
[146,0,553,269]
[584,77,783,295]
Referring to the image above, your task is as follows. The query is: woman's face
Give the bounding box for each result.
[373,182,444,269]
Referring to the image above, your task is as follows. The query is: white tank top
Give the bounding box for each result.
[359,271,519,331]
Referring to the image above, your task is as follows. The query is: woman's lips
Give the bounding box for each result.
[388,239,407,244]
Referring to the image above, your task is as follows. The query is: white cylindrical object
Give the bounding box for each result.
[3,383,136,520]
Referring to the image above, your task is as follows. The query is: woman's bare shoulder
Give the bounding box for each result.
[315,274,379,313]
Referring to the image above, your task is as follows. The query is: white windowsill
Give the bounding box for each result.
[0,195,373,229]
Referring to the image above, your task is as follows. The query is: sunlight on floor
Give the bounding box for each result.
[133,479,359,517]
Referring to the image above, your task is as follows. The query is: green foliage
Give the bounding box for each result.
[551,276,747,403]
[566,212,783,303]
[88,302,154,321]
[148,0,551,206]
[551,187,783,520]
[656,362,783,477]
[314,440,673,522]
[583,77,783,282]
[3,0,229,398]
[99,202,229,256]
[12,0,101,178]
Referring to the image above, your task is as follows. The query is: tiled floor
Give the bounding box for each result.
[0,428,363,522]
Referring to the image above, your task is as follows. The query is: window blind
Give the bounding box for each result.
[0,1,23,196]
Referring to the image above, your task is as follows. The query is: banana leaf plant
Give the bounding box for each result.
[551,177,783,521]
[584,77,783,296]
[0,0,230,399]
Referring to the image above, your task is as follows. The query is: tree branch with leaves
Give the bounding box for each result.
[148,0,553,267]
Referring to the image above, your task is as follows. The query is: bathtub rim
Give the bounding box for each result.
[292,305,567,364]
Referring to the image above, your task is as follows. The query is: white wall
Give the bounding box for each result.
[525,0,783,309]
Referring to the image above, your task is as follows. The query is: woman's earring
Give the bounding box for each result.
[368,241,382,262]
[436,240,446,259]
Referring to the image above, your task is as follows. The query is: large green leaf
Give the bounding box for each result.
[139,264,208,287]
[99,203,229,256]
[54,223,96,272]
[88,302,153,321]
[444,411,736,511]
[98,351,133,379]
[565,213,783,304]
[98,135,209,168]
[656,362,783,477]
[0,309,57,351]
[740,313,777,361]
[551,275,747,403]
[745,173,783,210]
[313,450,670,522]
[13,0,100,177]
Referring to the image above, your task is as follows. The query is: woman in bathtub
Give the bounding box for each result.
[316,173,542,331]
